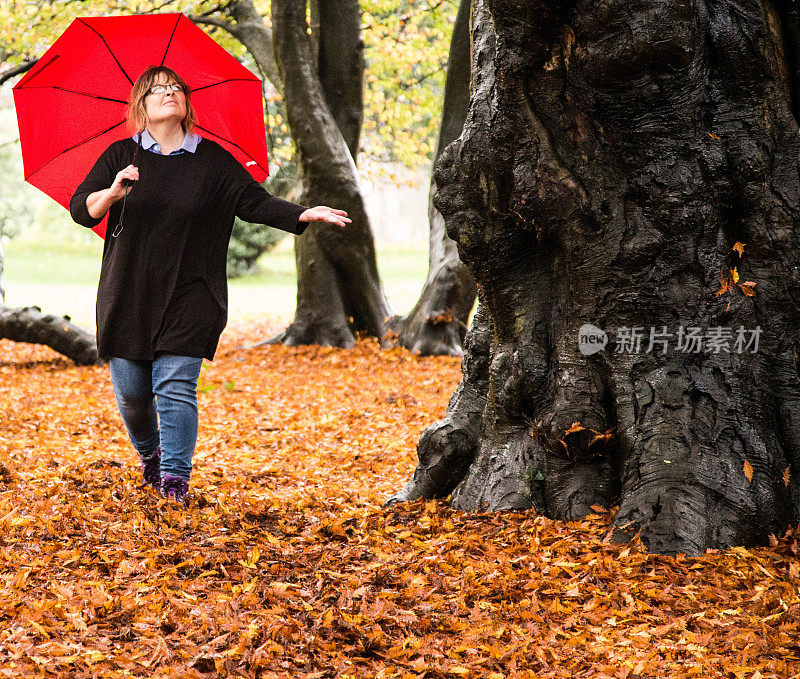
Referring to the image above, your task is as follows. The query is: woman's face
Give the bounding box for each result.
[143,73,187,127]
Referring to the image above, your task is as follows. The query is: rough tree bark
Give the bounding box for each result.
[390,0,800,555]
[392,0,477,357]
[270,0,392,347]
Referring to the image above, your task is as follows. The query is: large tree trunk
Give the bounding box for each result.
[392,0,477,357]
[390,0,800,555]
[270,0,392,348]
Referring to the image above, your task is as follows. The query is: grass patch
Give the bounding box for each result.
[4,240,428,288]
[4,239,103,286]
[2,240,431,324]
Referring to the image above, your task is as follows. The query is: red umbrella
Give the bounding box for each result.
[12,13,269,238]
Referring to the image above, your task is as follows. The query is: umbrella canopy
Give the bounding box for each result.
[12,13,269,238]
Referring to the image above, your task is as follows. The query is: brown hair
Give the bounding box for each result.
[126,65,196,135]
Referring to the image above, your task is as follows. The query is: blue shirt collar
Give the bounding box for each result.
[133,128,201,155]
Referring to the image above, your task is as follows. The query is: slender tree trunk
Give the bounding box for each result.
[271,0,392,347]
[217,0,282,90]
[392,0,477,357]
[315,0,363,161]
[390,0,800,555]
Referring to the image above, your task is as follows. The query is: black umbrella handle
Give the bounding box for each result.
[112,132,141,238]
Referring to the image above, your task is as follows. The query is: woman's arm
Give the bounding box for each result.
[235,183,352,233]
[226,150,350,233]
[234,181,311,234]
[70,143,135,228]
[85,165,140,219]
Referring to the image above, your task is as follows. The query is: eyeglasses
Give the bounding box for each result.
[148,84,183,95]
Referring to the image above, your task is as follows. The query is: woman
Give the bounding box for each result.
[70,65,350,504]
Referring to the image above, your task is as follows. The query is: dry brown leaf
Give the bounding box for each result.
[564,421,585,435]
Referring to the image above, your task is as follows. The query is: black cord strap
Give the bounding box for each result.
[111,132,141,238]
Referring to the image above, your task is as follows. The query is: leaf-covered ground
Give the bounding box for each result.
[0,324,798,679]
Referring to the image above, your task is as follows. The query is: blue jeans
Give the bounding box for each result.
[109,354,203,480]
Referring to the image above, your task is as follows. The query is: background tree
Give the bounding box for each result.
[268,0,393,347]
[390,0,800,555]
[194,0,388,344]
[390,0,476,356]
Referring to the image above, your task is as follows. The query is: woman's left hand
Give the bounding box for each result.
[299,206,352,227]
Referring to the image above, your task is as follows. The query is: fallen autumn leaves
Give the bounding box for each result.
[0,325,798,678]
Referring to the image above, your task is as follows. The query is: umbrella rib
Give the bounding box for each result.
[24,120,127,182]
[160,14,181,67]
[194,124,268,175]
[191,78,261,94]
[78,18,134,86]
[14,53,60,87]
[17,85,128,105]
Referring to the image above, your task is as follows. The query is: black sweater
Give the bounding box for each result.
[70,138,308,361]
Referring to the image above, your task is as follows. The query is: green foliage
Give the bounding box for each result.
[226,155,299,278]
[0,108,99,245]
[361,0,458,168]
[227,218,286,278]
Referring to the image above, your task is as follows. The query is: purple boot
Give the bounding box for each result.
[160,473,189,504]
[138,446,161,490]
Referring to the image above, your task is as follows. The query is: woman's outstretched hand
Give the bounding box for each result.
[298,206,352,228]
